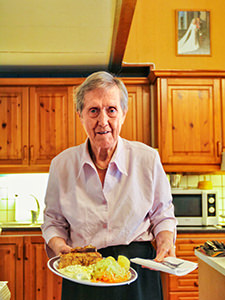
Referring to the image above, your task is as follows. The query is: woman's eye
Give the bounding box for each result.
[89,108,98,116]
[108,107,117,115]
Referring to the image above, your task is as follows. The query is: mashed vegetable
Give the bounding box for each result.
[59,264,94,280]
[58,255,131,283]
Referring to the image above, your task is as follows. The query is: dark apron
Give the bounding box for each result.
[61,241,163,300]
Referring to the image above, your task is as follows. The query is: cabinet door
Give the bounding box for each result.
[0,87,29,166]
[120,84,150,145]
[0,236,24,300]
[159,78,222,167]
[24,235,62,300]
[74,83,151,146]
[222,79,225,152]
[29,86,75,166]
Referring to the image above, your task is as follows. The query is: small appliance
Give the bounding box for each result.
[172,188,218,226]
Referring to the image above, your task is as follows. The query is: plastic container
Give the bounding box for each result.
[197,176,213,190]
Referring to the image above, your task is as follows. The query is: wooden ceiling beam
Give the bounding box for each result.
[108,0,137,74]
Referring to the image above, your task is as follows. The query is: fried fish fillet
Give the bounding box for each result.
[58,245,102,269]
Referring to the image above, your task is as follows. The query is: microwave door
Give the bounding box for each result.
[173,194,203,226]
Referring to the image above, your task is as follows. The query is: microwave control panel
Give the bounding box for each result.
[207,194,216,216]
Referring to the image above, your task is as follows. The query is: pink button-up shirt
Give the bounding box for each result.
[41,137,176,250]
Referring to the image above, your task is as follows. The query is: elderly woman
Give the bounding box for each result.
[41,71,177,300]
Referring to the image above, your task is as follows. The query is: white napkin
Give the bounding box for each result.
[130,256,198,276]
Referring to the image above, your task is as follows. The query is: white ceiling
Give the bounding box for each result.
[0,0,135,71]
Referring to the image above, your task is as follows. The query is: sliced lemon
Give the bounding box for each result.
[106,256,116,262]
[117,255,130,271]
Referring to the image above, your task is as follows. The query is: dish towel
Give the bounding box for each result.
[131,256,198,276]
[0,282,11,300]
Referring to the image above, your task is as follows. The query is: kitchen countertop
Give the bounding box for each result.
[1,222,225,233]
[0,222,42,232]
[195,249,225,276]
[195,249,225,300]
[177,225,225,233]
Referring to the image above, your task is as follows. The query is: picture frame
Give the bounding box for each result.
[176,10,211,56]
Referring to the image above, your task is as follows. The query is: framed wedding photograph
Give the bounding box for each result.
[176,10,211,56]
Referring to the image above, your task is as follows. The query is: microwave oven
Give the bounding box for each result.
[172,189,218,226]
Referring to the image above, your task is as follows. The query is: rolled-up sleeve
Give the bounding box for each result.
[149,151,177,239]
[41,160,70,245]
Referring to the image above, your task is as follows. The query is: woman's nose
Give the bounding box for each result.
[98,110,108,125]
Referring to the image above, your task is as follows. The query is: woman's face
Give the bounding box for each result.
[79,85,127,153]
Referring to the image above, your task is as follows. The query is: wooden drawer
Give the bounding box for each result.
[176,238,204,257]
[169,273,198,291]
[176,236,225,258]
[169,292,199,300]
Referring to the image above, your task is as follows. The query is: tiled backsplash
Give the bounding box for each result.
[0,174,49,223]
[0,173,225,224]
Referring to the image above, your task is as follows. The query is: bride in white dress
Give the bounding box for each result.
[178,18,200,54]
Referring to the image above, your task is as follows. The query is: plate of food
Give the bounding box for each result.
[47,245,138,287]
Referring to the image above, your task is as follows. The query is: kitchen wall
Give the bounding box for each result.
[0,174,49,223]
[124,0,225,70]
[123,0,225,224]
[0,173,225,225]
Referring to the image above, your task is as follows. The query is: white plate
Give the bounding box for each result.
[48,256,138,287]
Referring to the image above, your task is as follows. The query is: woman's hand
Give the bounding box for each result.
[48,236,72,256]
[154,230,175,262]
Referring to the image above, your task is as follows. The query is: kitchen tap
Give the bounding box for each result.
[30,194,40,223]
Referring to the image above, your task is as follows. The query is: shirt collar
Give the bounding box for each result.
[110,136,128,176]
[78,136,129,177]
[77,139,95,178]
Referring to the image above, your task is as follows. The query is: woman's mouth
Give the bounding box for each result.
[97,131,109,134]
[97,131,110,135]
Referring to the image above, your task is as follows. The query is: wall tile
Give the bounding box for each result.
[186,175,199,188]
[0,174,49,223]
[211,175,222,187]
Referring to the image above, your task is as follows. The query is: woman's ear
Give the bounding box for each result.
[122,110,128,124]
[77,111,84,125]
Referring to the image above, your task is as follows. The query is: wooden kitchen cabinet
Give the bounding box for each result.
[162,232,225,300]
[1,230,225,300]
[0,77,150,173]
[24,235,61,300]
[0,236,24,300]
[0,87,29,167]
[149,70,225,173]
[222,79,225,153]
[29,86,75,167]
[0,233,61,300]
[0,83,76,173]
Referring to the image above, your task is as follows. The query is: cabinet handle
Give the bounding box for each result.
[23,145,28,161]
[24,243,30,260]
[30,145,34,161]
[194,281,199,287]
[217,141,221,157]
[16,244,23,261]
